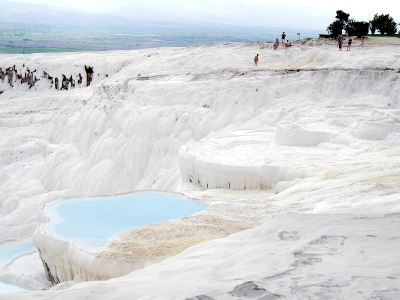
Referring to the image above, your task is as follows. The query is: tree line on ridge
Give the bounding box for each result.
[328,10,399,37]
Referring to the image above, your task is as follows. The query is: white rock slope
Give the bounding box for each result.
[0,37,399,298]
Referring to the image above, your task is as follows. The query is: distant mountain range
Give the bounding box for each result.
[108,0,335,30]
[0,0,336,31]
[0,1,139,28]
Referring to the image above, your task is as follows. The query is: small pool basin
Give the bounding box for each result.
[0,241,36,266]
[43,192,206,249]
[0,281,34,294]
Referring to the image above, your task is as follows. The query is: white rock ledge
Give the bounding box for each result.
[178,129,328,191]
[275,126,336,146]
[352,121,400,140]
[33,208,143,284]
[33,193,276,285]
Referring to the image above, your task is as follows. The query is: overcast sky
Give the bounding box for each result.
[243,0,399,20]
[3,0,399,20]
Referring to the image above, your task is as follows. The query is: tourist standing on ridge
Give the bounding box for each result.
[338,35,343,51]
[360,36,365,47]
[326,28,332,37]
[274,38,279,50]
[337,34,342,48]
[346,38,352,51]
[254,54,259,66]
[281,32,286,45]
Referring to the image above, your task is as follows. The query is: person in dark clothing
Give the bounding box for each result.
[346,38,352,51]
[338,34,343,51]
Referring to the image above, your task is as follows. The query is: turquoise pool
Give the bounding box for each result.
[43,192,206,249]
[0,241,37,294]
[0,241,36,266]
[0,281,34,294]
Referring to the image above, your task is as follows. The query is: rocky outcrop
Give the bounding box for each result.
[0,65,94,90]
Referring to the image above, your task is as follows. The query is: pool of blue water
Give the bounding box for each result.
[0,241,37,294]
[0,241,37,266]
[0,281,34,294]
[44,192,206,249]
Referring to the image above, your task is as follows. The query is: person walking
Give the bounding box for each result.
[281,32,286,45]
[254,54,259,66]
[360,36,365,47]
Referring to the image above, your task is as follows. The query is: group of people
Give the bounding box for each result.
[253,31,366,66]
[254,32,292,66]
[273,32,292,50]
[337,34,365,51]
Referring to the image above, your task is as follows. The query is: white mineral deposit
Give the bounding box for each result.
[0,37,399,299]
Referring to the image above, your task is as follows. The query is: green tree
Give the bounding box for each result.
[353,21,370,37]
[370,23,376,34]
[328,10,351,37]
[344,19,356,36]
[328,20,344,37]
[370,13,398,34]
[336,10,350,23]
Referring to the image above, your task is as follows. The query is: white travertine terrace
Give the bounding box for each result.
[1,37,400,298]
[179,130,313,191]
